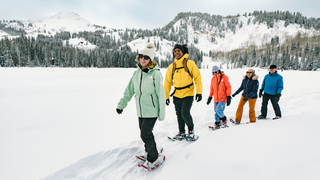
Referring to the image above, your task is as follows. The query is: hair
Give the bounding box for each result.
[172,44,189,58]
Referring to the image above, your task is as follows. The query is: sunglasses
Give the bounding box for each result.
[139,54,150,60]
[246,71,253,73]
[212,71,219,75]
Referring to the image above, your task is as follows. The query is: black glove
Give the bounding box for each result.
[207,97,212,105]
[274,94,281,103]
[166,99,170,106]
[227,96,231,106]
[195,94,202,102]
[116,108,123,114]
[243,96,249,101]
[259,89,264,98]
[232,93,237,97]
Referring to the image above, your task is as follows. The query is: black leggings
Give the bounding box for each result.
[139,117,158,163]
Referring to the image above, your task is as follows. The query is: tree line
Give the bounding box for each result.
[1,10,320,70]
[214,33,320,71]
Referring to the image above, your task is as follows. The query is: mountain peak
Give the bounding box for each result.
[28,11,96,34]
[52,11,83,20]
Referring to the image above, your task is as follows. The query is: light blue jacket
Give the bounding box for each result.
[117,63,166,121]
[261,71,283,95]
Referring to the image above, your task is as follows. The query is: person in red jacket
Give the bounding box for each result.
[206,65,232,128]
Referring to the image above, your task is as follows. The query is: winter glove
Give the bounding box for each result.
[116,108,123,114]
[227,96,231,106]
[166,99,170,106]
[243,96,249,101]
[195,94,202,102]
[232,93,237,97]
[207,97,212,105]
[275,94,281,103]
[259,89,264,98]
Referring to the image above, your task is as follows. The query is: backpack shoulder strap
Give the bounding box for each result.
[172,62,176,78]
[183,59,192,78]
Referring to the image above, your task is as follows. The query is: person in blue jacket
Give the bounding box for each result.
[257,65,284,120]
[232,69,259,123]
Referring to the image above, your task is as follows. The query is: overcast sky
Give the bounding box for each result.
[0,0,319,29]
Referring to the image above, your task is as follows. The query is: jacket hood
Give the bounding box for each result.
[244,74,259,80]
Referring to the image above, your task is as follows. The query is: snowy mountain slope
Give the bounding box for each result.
[27,11,97,35]
[1,67,320,180]
[2,11,320,58]
[169,15,320,54]
[2,11,112,37]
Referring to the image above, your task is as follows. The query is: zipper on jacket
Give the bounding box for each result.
[150,94,155,108]
[139,71,143,117]
[215,75,219,100]
[245,78,249,97]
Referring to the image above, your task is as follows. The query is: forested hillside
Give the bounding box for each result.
[0,10,319,70]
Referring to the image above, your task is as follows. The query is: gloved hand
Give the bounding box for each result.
[232,93,237,97]
[275,94,281,103]
[243,96,249,101]
[116,108,123,114]
[166,99,170,106]
[259,89,264,98]
[207,97,212,105]
[227,96,231,106]
[195,94,202,102]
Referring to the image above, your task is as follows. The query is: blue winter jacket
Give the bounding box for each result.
[234,74,259,99]
[261,71,283,95]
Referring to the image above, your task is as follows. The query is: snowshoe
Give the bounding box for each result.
[136,147,163,162]
[168,132,186,141]
[185,130,199,141]
[140,154,165,171]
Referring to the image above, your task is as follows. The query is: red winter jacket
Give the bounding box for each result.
[209,72,232,103]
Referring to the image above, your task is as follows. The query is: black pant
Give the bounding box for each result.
[139,117,158,163]
[261,93,281,117]
[173,96,194,133]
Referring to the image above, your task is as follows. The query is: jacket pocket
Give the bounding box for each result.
[150,94,155,108]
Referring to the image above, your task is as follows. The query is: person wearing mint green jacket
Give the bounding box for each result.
[116,43,165,168]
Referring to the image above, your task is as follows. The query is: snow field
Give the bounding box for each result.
[0,67,320,180]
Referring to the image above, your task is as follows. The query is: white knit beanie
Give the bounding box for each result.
[140,43,155,60]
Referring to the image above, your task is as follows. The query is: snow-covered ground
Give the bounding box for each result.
[0,67,320,180]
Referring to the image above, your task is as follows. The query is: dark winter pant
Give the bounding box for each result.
[260,93,282,117]
[138,117,158,163]
[173,96,194,133]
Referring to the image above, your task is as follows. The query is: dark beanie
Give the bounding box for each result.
[174,44,186,54]
[269,65,277,69]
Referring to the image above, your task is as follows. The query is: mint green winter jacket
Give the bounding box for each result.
[117,63,166,121]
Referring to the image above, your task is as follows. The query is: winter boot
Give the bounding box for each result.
[257,115,265,120]
[187,130,195,139]
[273,116,281,120]
[185,130,199,141]
[173,132,186,140]
[220,116,227,125]
[215,121,221,129]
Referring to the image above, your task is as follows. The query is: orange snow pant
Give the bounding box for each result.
[235,96,257,123]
